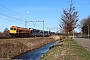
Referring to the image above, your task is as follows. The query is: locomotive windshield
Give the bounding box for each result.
[10,28,13,30]
[14,28,16,30]
[10,28,16,30]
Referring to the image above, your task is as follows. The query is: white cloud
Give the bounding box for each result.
[27,11,30,14]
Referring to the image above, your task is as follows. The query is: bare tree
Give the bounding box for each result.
[3,28,10,37]
[60,1,79,36]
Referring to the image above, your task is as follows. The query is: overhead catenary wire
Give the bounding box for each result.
[0,4,31,25]
[0,4,36,22]
[0,4,40,28]
[0,12,23,22]
[0,5,24,22]
[0,5,22,17]
[0,17,24,24]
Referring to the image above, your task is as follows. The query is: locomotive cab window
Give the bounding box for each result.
[10,28,13,30]
[14,28,16,30]
[10,28,16,30]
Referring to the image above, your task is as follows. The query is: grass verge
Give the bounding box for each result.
[40,39,90,60]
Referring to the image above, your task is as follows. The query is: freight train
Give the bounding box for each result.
[10,26,55,37]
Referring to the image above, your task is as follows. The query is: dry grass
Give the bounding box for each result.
[0,36,61,58]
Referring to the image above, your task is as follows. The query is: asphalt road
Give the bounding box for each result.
[74,38,90,52]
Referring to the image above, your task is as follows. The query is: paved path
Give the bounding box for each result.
[74,38,90,52]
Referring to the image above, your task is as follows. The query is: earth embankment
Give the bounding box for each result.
[0,35,65,58]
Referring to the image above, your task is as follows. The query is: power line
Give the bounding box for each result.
[0,17,24,24]
[0,12,23,21]
[0,4,38,27]
[0,5,24,21]
[0,4,26,25]
[0,4,36,22]
[0,5,22,16]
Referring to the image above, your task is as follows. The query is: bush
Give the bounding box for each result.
[0,28,10,37]
[0,32,3,37]
[3,28,10,37]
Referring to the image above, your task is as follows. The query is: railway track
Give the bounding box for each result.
[0,37,29,39]
[0,36,48,39]
[0,37,13,39]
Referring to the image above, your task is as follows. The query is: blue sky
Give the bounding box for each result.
[0,0,90,32]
